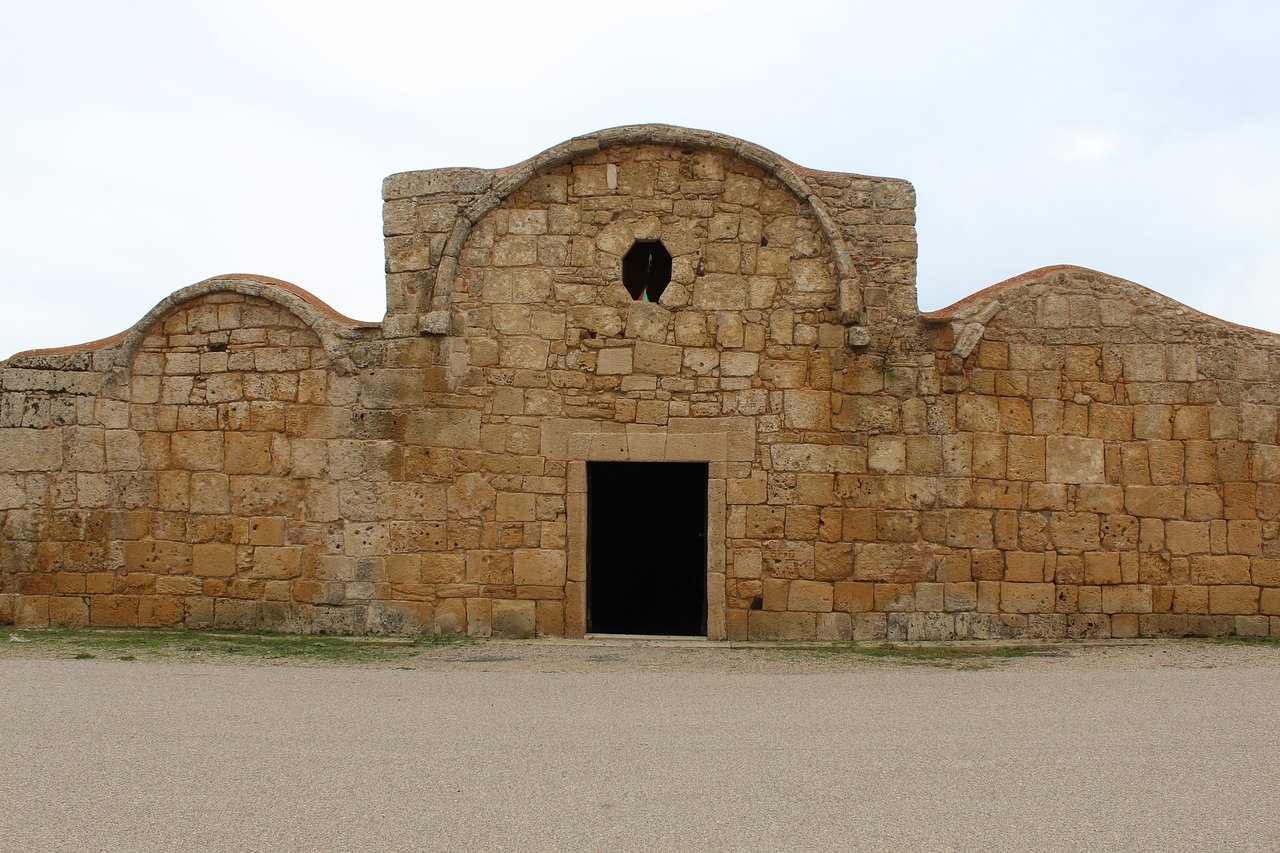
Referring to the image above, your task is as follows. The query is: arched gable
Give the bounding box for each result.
[115,275,374,377]
[428,125,863,323]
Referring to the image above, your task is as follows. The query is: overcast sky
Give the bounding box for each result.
[2,0,1278,357]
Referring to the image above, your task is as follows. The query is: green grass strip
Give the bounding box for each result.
[6,627,466,664]
[767,641,1055,668]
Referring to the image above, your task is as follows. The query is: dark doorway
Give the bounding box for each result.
[587,462,707,636]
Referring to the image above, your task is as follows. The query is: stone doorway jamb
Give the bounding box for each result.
[553,420,750,641]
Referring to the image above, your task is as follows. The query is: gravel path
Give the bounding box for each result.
[2,639,1279,851]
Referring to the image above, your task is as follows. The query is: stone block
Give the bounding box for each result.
[224,432,272,475]
[849,612,888,641]
[1227,520,1262,555]
[192,543,236,577]
[788,580,833,612]
[1124,485,1184,519]
[1083,552,1122,585]
[1123,344,1166,381]
[945,509,993,549]
[1005,435,1045,480]
[123,540,192,574]
[421,554,465,583]
[596,347,634,375]
[720,352,759,376]
[514,550,565,586]
[854,543,936,583]
[156,576,203,596]
[1108,613,1138,638]
[874,583,915,612]
[1165,521,1210,555]
[1065,613,1111,639]
[248,517,287,546]
[813,542,853,581]
[1101,584,1153,614]
[957,395,999,433]
[90,595,139,627]
[500,337,549,370]
[784,390,831,431]
[190,473,230,514]
[48,596,89,627]
[1089,405,1132,440]
[249,546,304,580]
[915,582,944,612]
[1001,582,1055,614]
[1208,585,1259,615]
[727,474,767,505]
[138,595,184,627]
[1005,551,1046,583]
[633,341,682,375]
[833,581,874,613]
[1046,436,1103,483]
[405,409,480,448]
[536,600,565,637]
[747,610,815,640]
[693,275,747,309]
[492,599,537,638]
[170,431,224,471]
[625,302,670,342]
[744,505,785,539]
[496,492,536,522]
[1134,405,1172,440]
[815,612,853,641]
[1253,558,1280,587]
[867,435,905,474]
[944,582,977,611]
[1190,555,1251,585]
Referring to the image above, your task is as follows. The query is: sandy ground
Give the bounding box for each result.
[2,638,1279,851]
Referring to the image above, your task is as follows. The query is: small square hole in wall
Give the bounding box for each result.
[622,240,672,302]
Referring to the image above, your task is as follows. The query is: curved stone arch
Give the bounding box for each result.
[921,264,1280,361]
[114,275,371,378]
[429,124,863,324]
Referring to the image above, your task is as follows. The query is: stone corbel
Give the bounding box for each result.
[419,311,452,336]
[950,301,1003,360]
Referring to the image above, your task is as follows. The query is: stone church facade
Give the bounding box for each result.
[3,124,1279,640]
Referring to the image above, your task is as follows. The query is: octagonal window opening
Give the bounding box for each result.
[622,240,672,302]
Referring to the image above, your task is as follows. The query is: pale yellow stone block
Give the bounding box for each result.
[192,543,236,578]
[514,549,565,586]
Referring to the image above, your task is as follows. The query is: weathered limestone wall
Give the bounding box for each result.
[441,143,846,639]
[898,267,1280,640]
[0,281,398,633]
[2,125,1278,640]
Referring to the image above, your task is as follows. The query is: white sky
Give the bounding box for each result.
[2,0,1278,356]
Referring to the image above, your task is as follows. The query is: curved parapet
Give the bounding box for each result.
[407,124,868,325]
[5,274,379,375]
[922,264,1280,361]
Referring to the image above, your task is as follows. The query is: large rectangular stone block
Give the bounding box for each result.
[1124,485,1185,519]
[1208,585,1259,615]
[1001,582,1055,614]
[0,428,62,471]
[693,275,747,309]
[513,549,565,586]
[633,341,682,375]
[405,409,481,448]
[1046,435,1103,483]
